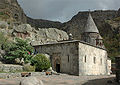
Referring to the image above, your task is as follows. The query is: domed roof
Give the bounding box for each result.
[84,13,99,33]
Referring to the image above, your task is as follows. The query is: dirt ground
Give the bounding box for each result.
[0,74,119,85]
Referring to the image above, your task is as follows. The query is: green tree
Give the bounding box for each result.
[3,38,34,64]
[31,54,51,71]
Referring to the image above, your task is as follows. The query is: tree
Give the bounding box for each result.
[31,54,51,71]
[3,38,34,64]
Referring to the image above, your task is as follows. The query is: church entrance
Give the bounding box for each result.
[56,64,60,73]
[53,57,61,73]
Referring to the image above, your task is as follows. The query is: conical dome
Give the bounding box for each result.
[84,13,99,33]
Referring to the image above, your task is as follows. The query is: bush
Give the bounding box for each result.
[23,65,35,72]
[31,54,51,71]
[3,38,34,64]
[0,12,4,15]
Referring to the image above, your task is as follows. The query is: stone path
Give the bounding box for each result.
[0,74,119,85]
[0,79,20,85]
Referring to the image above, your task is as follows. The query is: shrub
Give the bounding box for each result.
[0,12,4,15]
[3,38,34,64]
[23,65,35,72]
[31,54,51,71]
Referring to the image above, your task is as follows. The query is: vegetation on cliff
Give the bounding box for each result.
[104,17,120,62]
[104,34,120,62]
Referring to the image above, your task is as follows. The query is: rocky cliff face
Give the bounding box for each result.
[0,0,27,25]
[12,24,69,45]
[0,0,69,46]
[0,23,69,45]
[0,0,63,28]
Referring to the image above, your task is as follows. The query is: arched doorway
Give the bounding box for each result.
[54,59,61,73]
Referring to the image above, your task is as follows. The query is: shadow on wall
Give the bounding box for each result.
[82,77,119,85]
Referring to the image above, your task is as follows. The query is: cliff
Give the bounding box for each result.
[0,0,119,62]
[0,0,27,25]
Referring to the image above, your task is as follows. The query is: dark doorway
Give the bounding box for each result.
[56,64,60,73]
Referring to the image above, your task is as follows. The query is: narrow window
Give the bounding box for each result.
[84,55,86,63]
[68,55,69,62]
[94,57,96,64]
[100,58,102,65]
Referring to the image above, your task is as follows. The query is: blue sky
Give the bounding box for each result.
[17,0,120,22]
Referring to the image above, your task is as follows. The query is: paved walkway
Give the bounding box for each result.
[0,74,119,85]
[0,79,19,85]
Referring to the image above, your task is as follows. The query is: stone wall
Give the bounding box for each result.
[34,40,108,76]
[34,41,79,75]
[78,42,108,75]
[107,59,111,75]
[0,72,45,79]
[0,64,23,72]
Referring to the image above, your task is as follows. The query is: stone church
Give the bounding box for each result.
[33,13,111,76]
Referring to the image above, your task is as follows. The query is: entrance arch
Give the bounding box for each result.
[54,58,61,73]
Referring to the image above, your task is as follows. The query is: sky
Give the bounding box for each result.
[17,0,120,22]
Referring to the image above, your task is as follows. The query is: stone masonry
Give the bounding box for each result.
[34,40,108,76]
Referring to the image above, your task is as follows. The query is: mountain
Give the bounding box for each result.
[28,9,120,62]
[0,0,119,62]
[61,10,118,39]
[27,17,62,29]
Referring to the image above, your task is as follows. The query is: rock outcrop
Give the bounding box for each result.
[0,21,69,46]
[11,24,69,45]
[0,0,27,25]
